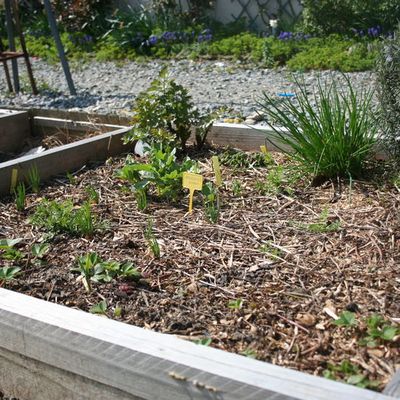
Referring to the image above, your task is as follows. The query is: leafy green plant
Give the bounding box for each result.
[202,182,219,223]
[219,149,272,170]
[334,311,358,327]
[0,266,21,284]
[31,243,50,259]
[73,252,141,291]
[259,242,282,258]
[241,348,257,358]
[144,218,160,258]
[258,75,377,181]
[124,67,215,151]
[26,164,41,193]
[359,314,399,347]
[66,172,77,185]
[117,143,196,201]
[30,199,101,237]
[323,360,379,389]
[0,238,24,261]
[303,208,341,233]
[90,300,108,315]
[14,182,26,212]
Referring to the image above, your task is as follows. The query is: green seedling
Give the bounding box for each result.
[219,149,272,170]
[241,348,257,359]
[195,337,212,346]
[114,306,122,317]
[323,360,380,389]
[359,314,399,347]
[85,186,99,204]
[0,238,24,261]
[202,182,219,223]
[144,218,160,258]
[0,266,21,284]
[66,172,77,185]
[135,188,147,211]
[27,165,40,193]
[89,300,107,315]
[14,182,26,212]
[228,298,243,309]
[31,199,102,237]
[231,179,242,196]
[259,242,282,258]
[334,311,357,327]
[31,243,50,259]
[304,208,341,233]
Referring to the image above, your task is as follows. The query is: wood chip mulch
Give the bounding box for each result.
[0,150,399,392]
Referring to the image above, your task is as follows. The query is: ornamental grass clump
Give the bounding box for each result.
[258,75,377,181]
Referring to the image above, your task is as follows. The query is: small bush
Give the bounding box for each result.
[301,0,400,35]
[258,75,377,181]
[376,30,400,162]
[124,67,216,151]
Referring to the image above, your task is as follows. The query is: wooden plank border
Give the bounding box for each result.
[0,118,132,196]
[0,288,394,400]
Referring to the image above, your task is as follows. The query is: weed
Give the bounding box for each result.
[255,165,299,195]
[144,218,160,258]
[195,337,212,346]
[258,75,377,181]
[303,208,341,233]
[14,182,26,212]
[31,243,50,259]
[219,149,272,170]
[114,306,122,317]
[231,179,242,196]
[85,186,99,204]
[30,199,102,237]
[0,238,24,261]
[359,314,399,347]
[90,300,107,315]
[228,298,243,309]
[334,311,357,327]
[202,182,219,223]
[26,165,41,193]
[66,172,77,185]
[323,360,380,389]
[0,266,21,284]
[135,189,147,211]
[241,348,257,358]
[259,242,282,258]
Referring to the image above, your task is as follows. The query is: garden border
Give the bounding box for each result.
[0,288,397,400]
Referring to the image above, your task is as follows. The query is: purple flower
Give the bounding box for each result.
[149,35,158,45]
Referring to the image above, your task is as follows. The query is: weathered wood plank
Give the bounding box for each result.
[0,125,132,195]
[0,289,393,400]
[0,109,30,154]
[384,369,400,398]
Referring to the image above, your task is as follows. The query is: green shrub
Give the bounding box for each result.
[124,67,216,151]
[376,30,400,163]
[258,76,377,181]
[287,36,379,72]
[301,0,400,35]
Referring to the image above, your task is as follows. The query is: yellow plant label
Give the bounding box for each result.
[182,172,203,213]
[260,145,268,154]
[10,168,18,193]
[211,156,222,187]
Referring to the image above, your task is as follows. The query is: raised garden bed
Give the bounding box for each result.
[0,136,398,399]
[0,109,132,195]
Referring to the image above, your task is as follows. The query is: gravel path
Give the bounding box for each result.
[0,58,377,119]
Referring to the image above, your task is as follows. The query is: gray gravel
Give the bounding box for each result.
[0,58,377,119]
